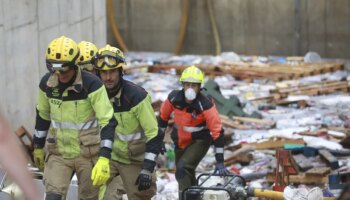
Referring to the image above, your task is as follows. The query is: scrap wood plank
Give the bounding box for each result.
[242,138,305,150]
[224,145,255,163]
[220,115,275,129]
[148,64,185,74]
[220,116,250,129]
[15,126,34,164]
[274,99,309,108]
[149,64,221,75]
[246,94,277,102]
[224,68,290,78]
[305,167,331,176]
[300,63,344,73]
[275,81,347,95]
[227,66,295,76]
[224,153,253,166]
[273,81,350,97]
[221,66,294,81]
[15,126,33,150]
[272,80,341,93]
[266,172,328,184]
[222,62,343,82]
[290,84,349,96]
[231,116,276,126]
[254,65,313,77]
[222,62,343,78]
[150,62,344,83]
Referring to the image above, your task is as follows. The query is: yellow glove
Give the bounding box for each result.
[91,157,110,186]
[33,148,45,171]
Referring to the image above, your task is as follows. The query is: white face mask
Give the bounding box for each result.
[184,88,196,101]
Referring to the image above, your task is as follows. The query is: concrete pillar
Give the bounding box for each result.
[0,0,107,132]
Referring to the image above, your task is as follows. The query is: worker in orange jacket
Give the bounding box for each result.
[159,65,230,199]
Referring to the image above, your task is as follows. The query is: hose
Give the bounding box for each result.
[251,188,284,200]
[206,0,221,55]
[250,188,337,200]
[175,0,189,55]
[106,0,128,52]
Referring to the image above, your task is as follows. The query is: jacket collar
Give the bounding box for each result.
[109,79,124,106]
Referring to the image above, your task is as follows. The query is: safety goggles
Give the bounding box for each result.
[93,55,125,70]
[46,61,75,74]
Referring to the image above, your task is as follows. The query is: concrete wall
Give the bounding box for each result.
[0,0,106,131]
[108,0,350,58]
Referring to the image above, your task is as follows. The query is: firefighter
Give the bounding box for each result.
[33,36,117,200]
[77,41,98,74]
[92,45,163,200]
[158,65,230,199]
[78,41,126,200]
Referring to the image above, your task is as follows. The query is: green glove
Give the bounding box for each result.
[91,157,110,186]
[33,148,45,172]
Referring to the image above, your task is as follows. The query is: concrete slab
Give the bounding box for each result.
[93,0,106,19]
[214,0,244,53]
[93,0,107,47]
[263,0,294,56]
[58,18,93,42]
[324,0,350,58]
[93,15,107,48]
[306,0,327,57]
[0,0,4,26]
[37,0,60,31]
[61,0,93,25]
[0,0,106,131]
[108,0,350,58]
[110,0,181,52]
[182,0,213,54]
[2,0,36,31]
[4,22,39,129]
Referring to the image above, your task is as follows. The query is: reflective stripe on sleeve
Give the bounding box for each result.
[116,132,142,141]
[144,152,157,161]
[51,119,98,130]
[35,130,48,138]
[215,147,224,154]
[100,139,113,149]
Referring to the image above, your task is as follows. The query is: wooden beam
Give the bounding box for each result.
[242,138,305,150]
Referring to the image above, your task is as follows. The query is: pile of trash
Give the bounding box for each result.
[123,51,350,200]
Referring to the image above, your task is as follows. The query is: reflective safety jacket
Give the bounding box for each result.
[34,69,116,159]
[159,90,224,152]
[109,79,161,166]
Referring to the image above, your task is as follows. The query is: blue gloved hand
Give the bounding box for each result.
[135,169,152,191]
[214,162,230,176]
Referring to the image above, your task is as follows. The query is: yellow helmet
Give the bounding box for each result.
[46,36,80,73]
[93,44,125,71]
[77,41,98,71]
[180,65,204,84]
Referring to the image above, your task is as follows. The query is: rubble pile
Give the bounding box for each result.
[124,52,350,199]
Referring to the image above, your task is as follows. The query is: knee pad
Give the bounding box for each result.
[46,193,62,200]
